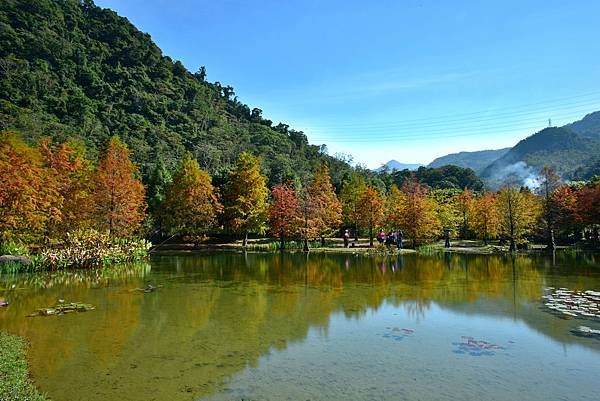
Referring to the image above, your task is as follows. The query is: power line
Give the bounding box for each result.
[305,98,600,132]
[304,91,600,128]
[307,108,593,141]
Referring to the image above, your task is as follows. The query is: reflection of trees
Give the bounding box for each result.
[1,252,598,401]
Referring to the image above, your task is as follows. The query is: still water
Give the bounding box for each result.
[1,252,600,401]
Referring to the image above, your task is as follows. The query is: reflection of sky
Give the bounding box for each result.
[2,252,600,401]
[207,303,600,401]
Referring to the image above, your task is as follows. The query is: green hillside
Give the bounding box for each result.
[565,111,600,140]
[480,126,600,183]
[428,148,510,173]
[0,0,347,186]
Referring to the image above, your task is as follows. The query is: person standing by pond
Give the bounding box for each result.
[444,229,451,248]
[396,230,403,250]
[377,229,385,245]
[343,229,350,248]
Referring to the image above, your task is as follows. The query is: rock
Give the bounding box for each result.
[0,255,32,266]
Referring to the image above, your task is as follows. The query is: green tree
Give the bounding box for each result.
[147,159,172,219]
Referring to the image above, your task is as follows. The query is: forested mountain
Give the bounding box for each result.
[0,0,350,186]
[480,125,600,184]
[565,111,600,140]
[428,148,510,173]
[376,160,423,172]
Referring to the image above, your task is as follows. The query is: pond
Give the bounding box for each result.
[1,251,600,401]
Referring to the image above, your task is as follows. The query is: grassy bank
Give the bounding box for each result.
[0,332,48,401]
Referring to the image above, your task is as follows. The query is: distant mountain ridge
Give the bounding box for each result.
[480,112,600,185]
[426,111,600,187]
[428,148,510,173]
[565,111,600,140]
[377,160,423,171]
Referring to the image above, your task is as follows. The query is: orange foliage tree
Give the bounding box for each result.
[0,133,59,245]
[268,183,301,249]
[356,185,385,247]
[307,163,342,246]
[549,185,581,240]
[537,166,562,248]
[161,154,222,240]
[93,136,146,238]
[39,138,94,239]
[470,192,500,245]
[575,180,600,241]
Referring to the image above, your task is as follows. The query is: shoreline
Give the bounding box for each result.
[149,239,583,257]
[0,332,48,401]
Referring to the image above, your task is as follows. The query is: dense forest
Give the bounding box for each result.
[0,0,488,192]
[0,0,355,187]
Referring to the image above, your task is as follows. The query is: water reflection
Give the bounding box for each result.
[0,252,599,401]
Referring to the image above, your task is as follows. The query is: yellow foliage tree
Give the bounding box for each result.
[339,173,367,240]
[161,154,222,241]
[307,162,342,246]
[356,185,385,247]
[470,192,500,245]
[397,177,440,248]
[496,186,541,251]
[223,152,269,247]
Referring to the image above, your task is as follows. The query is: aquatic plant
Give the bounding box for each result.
[28,301,95,317]
[541,287,600,319]
[40,229,150,270]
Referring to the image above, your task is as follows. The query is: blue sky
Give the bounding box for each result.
[96,0,600,168]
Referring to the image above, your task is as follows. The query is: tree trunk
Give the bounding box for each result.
[509,238,516,252]
[242,231,248,248]
[280,233,285,251]
[546,229,555,251]
[321,236,325,247]
[369,226,373,247]
[303,237,309,252]
[354,223,358,241]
